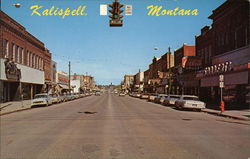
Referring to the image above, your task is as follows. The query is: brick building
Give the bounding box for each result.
[0,11,52,102]
[196,0,250,109]
[123,75,134,92]
[173,44,197,95]
[174,43,196,68]
[70,74,95,92]
[144,49,174,93]
[133,70,144,92]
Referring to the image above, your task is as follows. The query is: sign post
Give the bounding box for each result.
[219,75,224,113]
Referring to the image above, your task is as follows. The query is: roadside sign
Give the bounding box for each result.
[219,74,224,82]
[100,4,107,15]
[219,82,224,88]
[125,5,132,15]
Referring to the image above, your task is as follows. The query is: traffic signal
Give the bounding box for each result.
[109,0,124,27]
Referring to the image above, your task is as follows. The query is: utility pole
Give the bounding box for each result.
[168,47,171,94]
[69,61,71,94]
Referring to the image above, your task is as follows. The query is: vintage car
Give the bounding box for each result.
[31,93,53,106]
[175,95,206,110]
[162,95,181,106]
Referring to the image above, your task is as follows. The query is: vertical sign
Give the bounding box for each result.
[125,5,132,15]
[100,4,107,15]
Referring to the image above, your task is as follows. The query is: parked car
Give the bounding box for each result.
[130,92,137,97]
[57,95,64,103]
[148,93,158,102]
[66,94,74,101]
[154,94,166,103]
[162,95,181,106]
[80,93,85,98]
[85,93,90,96]
[159,95,169,104]
[95,91,101,96]
[61,94,69,102]
[135,93,141,98]
[175,95,206,110]
[31,93,53,106]
[140,93,150,99]
[51,94,60,104]
[119,92,126,96]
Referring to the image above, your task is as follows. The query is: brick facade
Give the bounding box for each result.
[1,11,52,82]
[174,44,196,67]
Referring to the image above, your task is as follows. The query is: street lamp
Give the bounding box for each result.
[165,84,168,94]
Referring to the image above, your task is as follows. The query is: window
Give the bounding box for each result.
[32,54,34,67]
[15,45,19,62]
[234,31,237,48]
[27,51,29,66]
[246,27,249,45]
[30,53,32,67]
[35,55,37,68]
[41,59,43,70]
[11,43,14,60]
[36,56,39,69]
[19,47,23,64]
[208,45,212,63]
[3,39,9,58]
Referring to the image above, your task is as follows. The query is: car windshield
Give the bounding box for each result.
[34,95,47,99]
[183,97,199,101]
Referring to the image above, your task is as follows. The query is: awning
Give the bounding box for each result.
[59,84,69,90]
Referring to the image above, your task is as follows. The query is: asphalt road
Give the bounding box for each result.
[1,93,250,159]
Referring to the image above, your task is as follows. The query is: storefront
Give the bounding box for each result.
[198,64,249,109]
[0,58,45,103]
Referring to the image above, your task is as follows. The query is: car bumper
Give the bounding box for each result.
[31,102,47,106]
[182,104,205,109]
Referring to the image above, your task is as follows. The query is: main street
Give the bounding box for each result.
[1,93,250,159]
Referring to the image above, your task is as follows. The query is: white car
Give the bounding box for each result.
[119,92,126,96]
[162,95,181,106]
[148,93,158,102]
[51,94,60,104]
[140,93,150,99]
[160,95,169,104]
[154,94,166,103]
[31,93,53,106]
[175,95,206,110]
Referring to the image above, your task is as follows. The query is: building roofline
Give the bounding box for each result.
[0,10,45,47]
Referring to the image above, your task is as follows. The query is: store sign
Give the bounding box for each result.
[203,61,233,76]
[4,59,21,81]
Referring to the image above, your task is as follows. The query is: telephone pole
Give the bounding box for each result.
[69,61,71,94]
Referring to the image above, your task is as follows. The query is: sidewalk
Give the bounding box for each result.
[0,100,32,116]
[202,108,250,121]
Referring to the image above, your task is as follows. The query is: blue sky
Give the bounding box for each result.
[2,0,225,85]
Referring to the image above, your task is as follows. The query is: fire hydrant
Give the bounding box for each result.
[220,101,225,113]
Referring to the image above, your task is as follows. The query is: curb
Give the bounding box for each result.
[0,107,32,116]
[202,110,250,121]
